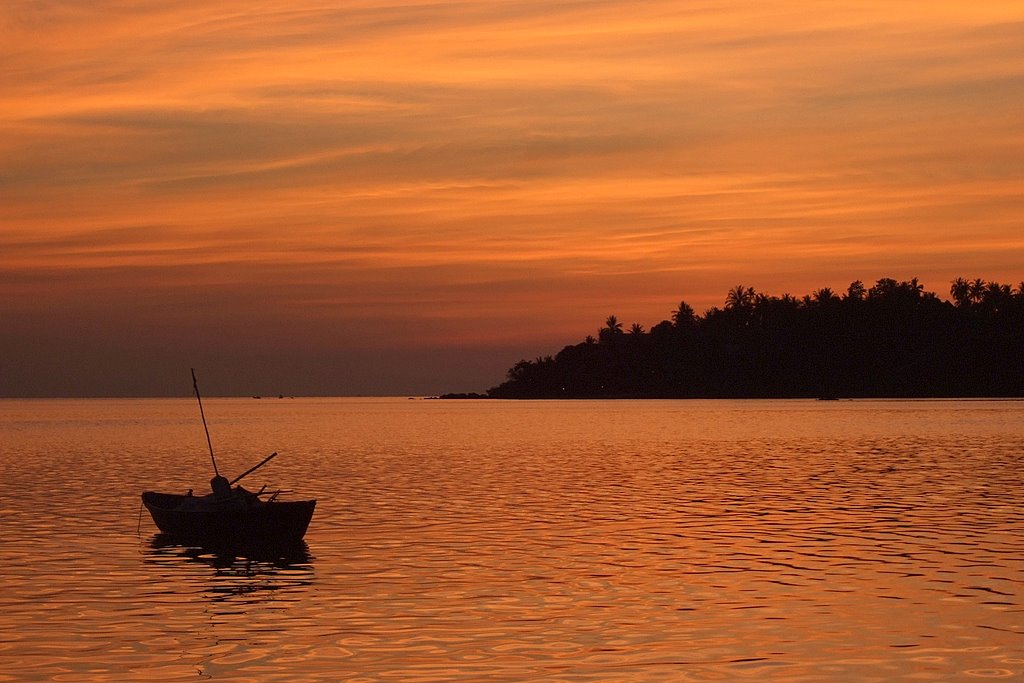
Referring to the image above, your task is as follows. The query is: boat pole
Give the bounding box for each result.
[191,368,220,477]
[230,451,277,486]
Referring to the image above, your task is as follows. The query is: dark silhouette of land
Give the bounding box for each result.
[471,278,1024,399]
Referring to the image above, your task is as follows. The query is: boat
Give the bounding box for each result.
[140,369,316,547]
[142,485,316,546]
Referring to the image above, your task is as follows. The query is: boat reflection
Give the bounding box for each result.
[145,533,315,600]
[149,532,313,565]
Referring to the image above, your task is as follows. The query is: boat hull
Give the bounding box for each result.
[142,491,316,546]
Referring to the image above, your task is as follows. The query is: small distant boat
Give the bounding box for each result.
[141,369,316,547]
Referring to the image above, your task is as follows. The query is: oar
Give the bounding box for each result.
[230,452,278,486]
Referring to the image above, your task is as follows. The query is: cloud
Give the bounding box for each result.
[1,0,1023,394]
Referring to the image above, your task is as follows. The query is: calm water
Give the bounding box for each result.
[1,398,1022,681]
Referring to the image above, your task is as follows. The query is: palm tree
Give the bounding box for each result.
[812,287,836,304]
[950,277,971,307]
[725,285,756,311]
[981,282,1013,312]
[969,278,986,305]
[629,322,645,335]
[598,315,624,343]
[672,301,697,328]
[868,278,899,299]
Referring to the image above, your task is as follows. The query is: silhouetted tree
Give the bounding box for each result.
[599,315,624,343]
[725,285,756,311]
[812,287,837,305]
[672,301,697,328]
[487,276,1023,399]
[982,282,1013,312]
[969,278,986,304]
[951,278,971,307]
[868,278,899,300]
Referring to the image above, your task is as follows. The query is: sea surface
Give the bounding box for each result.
[1,397,1022,682]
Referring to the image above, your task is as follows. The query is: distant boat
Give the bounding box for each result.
[140,370,316,547]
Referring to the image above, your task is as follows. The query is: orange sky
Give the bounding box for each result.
[2,1,1023,395]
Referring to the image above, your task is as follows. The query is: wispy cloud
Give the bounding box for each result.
[2,0,1022,394]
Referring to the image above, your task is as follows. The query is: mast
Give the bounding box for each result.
[191,368,220,477]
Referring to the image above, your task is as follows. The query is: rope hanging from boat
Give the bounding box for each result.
[191,367,220,477]
[136,497,145,536]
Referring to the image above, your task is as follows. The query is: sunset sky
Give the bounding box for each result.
[3,1,1023,396]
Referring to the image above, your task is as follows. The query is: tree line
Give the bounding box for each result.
[483,277,1024,398]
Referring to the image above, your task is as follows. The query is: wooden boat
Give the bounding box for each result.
[142,486,316,545]
[141,369,316,547]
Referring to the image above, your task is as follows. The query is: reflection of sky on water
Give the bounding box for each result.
[2,398,1023,681]
[139,537,318,680]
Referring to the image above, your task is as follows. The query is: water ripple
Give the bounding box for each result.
[1,398,1022,681]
